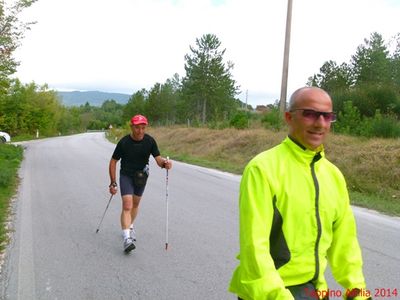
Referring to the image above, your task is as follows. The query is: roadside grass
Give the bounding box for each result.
[349,191,400,216]
[9,134,38,142]
[0,144,23,251]
[109,126,400,216]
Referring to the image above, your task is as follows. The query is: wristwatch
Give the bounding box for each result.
[109,182,117,188]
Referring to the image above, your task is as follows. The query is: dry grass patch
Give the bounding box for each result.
[325,135,400,197]
[148,127,399,196]
[147,127,286,173]
[108,126,399,215]
[146,126,400,215]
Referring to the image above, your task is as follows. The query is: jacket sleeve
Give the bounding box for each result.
[326,176,369,300]
[230,164,294,300]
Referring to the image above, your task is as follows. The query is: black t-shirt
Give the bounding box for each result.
[112,134,160,177]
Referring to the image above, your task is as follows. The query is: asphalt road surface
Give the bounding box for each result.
[0,132,399,300]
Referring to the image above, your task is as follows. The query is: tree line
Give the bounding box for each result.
[307,32,400,138]
[1,1,400,138]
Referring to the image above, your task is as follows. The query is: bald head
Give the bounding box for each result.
[288,87,332,112]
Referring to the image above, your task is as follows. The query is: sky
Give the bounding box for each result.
[13,0,400,107]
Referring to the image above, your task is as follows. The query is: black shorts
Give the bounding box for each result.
[119,173,146,197]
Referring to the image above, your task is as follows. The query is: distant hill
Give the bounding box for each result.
[57,91,131,106]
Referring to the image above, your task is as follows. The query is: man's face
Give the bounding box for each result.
[285,89,334,150]
[130,124,146,140]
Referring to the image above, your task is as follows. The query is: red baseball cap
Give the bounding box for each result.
[131,114,148,125]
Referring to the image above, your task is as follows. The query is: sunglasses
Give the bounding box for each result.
[290,109,336,123]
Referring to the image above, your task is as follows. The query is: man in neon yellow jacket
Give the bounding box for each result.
[229,87,371,300]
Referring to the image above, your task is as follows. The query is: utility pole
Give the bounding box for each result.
[246,89,249,128]
[245,89,248,110]
[279,0,293,114]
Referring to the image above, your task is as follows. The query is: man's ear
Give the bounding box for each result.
[284,111,292,124]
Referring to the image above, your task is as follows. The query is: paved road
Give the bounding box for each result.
[0,132,399,299]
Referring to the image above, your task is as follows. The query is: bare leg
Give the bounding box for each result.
[121,194,142,230]
[121,195,133,229]
[130,194,142,225]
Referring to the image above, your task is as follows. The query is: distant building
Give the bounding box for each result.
[255,105,270,113]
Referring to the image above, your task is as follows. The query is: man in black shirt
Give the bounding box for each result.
[108,114,172,252]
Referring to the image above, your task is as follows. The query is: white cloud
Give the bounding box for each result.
[14,0,400,107]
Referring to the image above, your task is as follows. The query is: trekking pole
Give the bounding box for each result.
[96,194,113,233]
[165,156,169,250]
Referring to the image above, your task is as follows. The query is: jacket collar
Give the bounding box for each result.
[284,136,325,165]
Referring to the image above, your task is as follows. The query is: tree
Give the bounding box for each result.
[158,76,180,125]
[26,83,62,135]
[122,89,147,122]
[0,80,62,135]
[181,34,239,124]
[307,60,352,93]
[390,33,400,89]
[146,83,164,124]
[0,79,28,134]
[351,32,391,86]
[308,31,400,121]
[0,0,37,92]
[98,99,124,127]
[57,106,81,134]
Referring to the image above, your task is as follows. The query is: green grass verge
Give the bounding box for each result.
[350,191,400,216]
[0,144,23,251]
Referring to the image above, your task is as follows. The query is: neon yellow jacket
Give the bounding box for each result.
[229,137,367,300]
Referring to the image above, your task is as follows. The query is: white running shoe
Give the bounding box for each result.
[123,237,135,253]
[130,227,136,241]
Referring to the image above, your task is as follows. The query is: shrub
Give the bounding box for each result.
[367,111,400,138]
[261,107,283,130]
[335,101,362,135]
[229,111,249,129]
[87,119,106,130]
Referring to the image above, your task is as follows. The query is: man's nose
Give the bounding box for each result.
[314,114,328,125]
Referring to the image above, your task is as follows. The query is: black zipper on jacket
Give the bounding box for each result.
[310,152,322,282]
